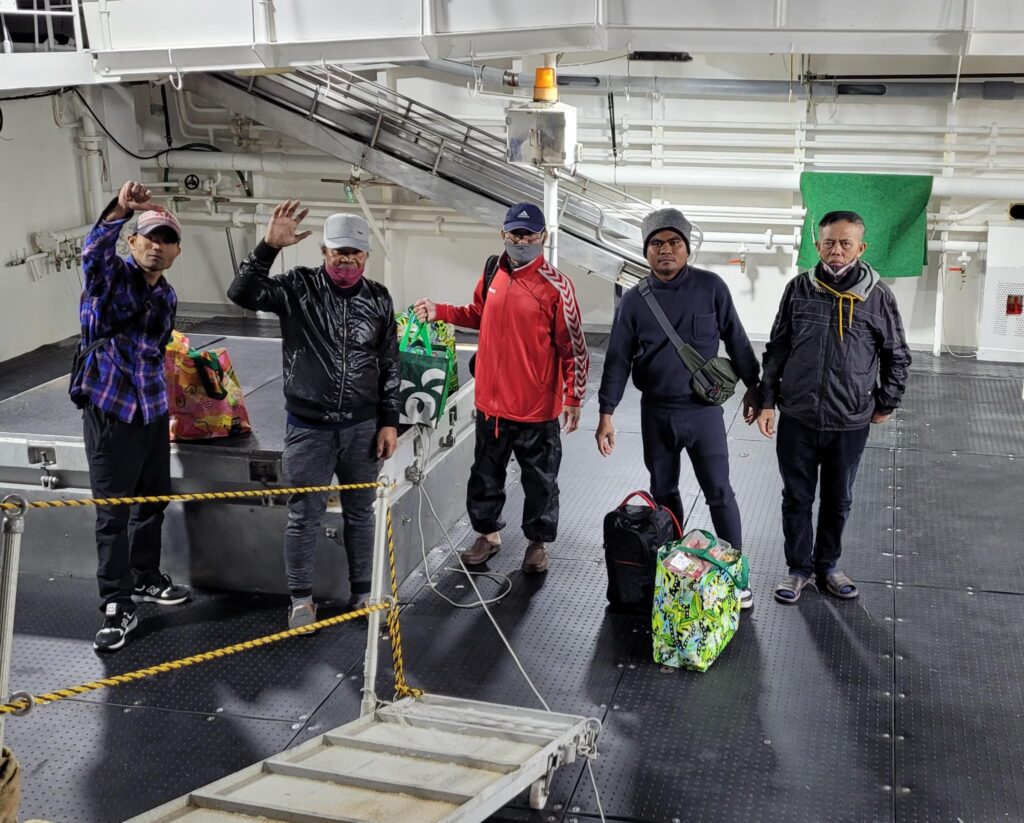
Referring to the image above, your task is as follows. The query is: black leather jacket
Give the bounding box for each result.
[228,241,400,427]
[759,262,911,431]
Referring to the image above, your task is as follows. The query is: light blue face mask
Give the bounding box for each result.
[505,241,544,267]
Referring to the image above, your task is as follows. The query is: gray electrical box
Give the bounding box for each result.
[506,102,578,168]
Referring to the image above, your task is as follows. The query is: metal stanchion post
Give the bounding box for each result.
[0,496,28,752]
[360,483,390,716]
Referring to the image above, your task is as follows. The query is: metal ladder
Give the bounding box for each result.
[130,694,600,822]
[184,66,675,286]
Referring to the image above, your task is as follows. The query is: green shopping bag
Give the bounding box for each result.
[395,310,459,397]
[398,311,457,426]
[651,529,749,672]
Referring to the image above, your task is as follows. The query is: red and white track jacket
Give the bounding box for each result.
[436,253,589,423]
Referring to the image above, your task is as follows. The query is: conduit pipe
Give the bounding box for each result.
[414,60,1024,101]
[152,150,1024,201]
[576,165,1024,200]
[152,151,348,176]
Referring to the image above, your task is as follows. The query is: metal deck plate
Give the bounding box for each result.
[894,586,1024,823]
[899,372,1024,457]
[6,340,1024,822]
[570,581,896,823]
[9,575,369,721]
[896,448,1024,591]
[6,697,296,823]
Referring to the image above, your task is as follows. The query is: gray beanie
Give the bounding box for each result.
[642,208,692,254]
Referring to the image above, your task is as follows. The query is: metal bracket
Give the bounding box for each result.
[8,691,34,717]
[248,460,279,484]
[27,446,56,466]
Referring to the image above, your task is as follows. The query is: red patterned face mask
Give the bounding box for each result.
[325,263,364,288]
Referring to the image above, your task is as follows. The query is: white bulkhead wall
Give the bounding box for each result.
[4,51,1024,363]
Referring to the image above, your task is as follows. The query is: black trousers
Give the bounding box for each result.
[83,403,170,608]
[467,413,561,544]
[640,402,742,548]
[776,414,870,578]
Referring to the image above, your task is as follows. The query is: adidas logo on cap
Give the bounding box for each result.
[518,210,530,218]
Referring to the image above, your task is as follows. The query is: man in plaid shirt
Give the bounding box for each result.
[71,180,191,652]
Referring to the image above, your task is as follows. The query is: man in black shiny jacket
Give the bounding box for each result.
[228,200,400,629]
[751,210,911,605]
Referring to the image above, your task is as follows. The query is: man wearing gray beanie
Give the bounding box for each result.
[596,207,761,608]
[228,201,400,630]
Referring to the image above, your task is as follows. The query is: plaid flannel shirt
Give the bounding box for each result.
[71,216,177,424]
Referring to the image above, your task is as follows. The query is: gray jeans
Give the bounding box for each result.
[282,419,381,597]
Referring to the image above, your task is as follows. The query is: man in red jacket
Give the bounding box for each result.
[414,202,589,575]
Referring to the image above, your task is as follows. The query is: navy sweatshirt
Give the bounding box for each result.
[598,266,760,413]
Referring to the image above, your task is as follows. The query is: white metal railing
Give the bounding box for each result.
[229,65,658,274]
[0,0,81,53]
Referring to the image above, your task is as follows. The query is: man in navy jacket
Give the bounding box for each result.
[596,208,760,608]
[753,210,910,605]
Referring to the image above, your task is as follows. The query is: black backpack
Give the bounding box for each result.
[604,491,682,613]
[69,303,148,409]
[468,254,500,378]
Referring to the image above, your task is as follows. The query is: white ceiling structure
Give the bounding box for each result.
[2,0,1024,92]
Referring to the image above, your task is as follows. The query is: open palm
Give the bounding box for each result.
[264,199,312,249]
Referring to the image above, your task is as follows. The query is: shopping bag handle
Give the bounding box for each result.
[399,308,434,355]
[189,349,229,400]
[618,490,683,538]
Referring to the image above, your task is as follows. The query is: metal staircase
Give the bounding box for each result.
[185,67,664,286]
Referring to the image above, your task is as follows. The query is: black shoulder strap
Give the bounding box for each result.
[480,255,500,307]
[637,279,706,375]
[79,301,151,359]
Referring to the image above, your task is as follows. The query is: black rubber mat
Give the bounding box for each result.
[5,698,296,823]
[10,575,369,722]
[899,372,1024,457]
[570,582,896,823]
[895,448,1024,592]
[894,586,1024,823]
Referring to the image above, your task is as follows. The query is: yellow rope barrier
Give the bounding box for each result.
[0,602,390,716]
[0,480,424,715]
[0,482,383,511]
[385,505,423,700]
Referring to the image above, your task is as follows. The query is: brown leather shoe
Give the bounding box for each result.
[522,542,549,575]
[461,535,501,565]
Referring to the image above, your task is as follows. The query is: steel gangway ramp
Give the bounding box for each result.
[129,694,600,823]
[184,66,673,287]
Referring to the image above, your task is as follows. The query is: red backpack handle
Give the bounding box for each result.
[617,491,683,538]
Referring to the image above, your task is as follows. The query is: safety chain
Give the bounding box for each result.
[0,602,390,716]
[385,505,423,700]
[0,482,382,511]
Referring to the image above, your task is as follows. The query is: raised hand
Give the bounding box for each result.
[108,180,154,220]
[264,200,312,249]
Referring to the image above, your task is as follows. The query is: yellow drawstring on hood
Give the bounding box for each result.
[816,278,864,341]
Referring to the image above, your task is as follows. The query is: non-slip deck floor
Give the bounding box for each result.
[3,327,1024,823]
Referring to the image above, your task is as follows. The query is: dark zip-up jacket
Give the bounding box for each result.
[759,261,911,431]
[228,241,400,428]
[598,265,760,413]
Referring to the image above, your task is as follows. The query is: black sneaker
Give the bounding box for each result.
[94,602,137,652]
[132,573,191,606]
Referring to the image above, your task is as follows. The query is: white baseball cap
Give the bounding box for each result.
[323,213,370,252]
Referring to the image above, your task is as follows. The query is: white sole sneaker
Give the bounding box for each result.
[738,588,754,610]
